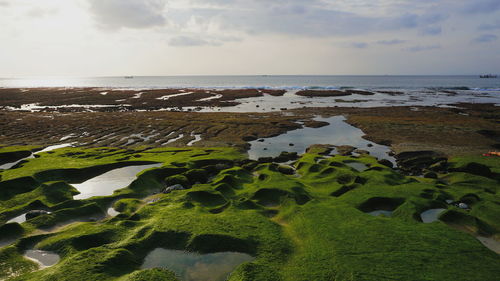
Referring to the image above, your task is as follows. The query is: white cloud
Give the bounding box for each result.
[88,0,167,30]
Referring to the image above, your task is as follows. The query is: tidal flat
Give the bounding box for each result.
[0,88,499,281]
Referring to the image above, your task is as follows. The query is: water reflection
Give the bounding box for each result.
[344,161,368,172]
[141,248,254,281]
[0,143,73,170]
[248,116,394,163]
[6,213,28,224]
[73,163,161,200]
[25,250,60,268]
[420,208,446,223]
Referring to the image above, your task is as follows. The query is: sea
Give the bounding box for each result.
[0,75,499,91]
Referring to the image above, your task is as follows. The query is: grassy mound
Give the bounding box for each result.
[0,146,499,281]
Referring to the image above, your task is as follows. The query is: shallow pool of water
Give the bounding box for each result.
[0,143,73,170]
[344,161,368,172]
[24,250,60,268]
[420,208,446,223]
[72,163,162,200]
[6,213,28,224]
[107,207,120,217]
[187,133,202,146]
[248,116,394,163]
[368,210,393,217]
[141,248,254,281]
[476,236,500,254]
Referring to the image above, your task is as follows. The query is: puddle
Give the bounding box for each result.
[187,133,202,146]
[6,213,28,224]
[37,143,73,153]
[344,161,368,172]
[368,210,393,217]
[141,248,254,281]
[163,134,185,145]
[156,92,194,100]
[24,250,60,268]
[197,94,223,101]
[420,208,446,223]
[72,164,162,200]
[248,116,394,164]
[0,143,74,170]
[107,207,120,216]
[0,238,16,249]
[476,236,500,254]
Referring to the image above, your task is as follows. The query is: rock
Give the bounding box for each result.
[395,151,447,175]
[242,135,258,141]
[289,143,294,146]
[25,210,50,220]
[354,149,370,155]
[257,139,265,142]
[258,157,273,163]
[306,144,333,155]
[274,151,299,163]
[458,202,469,209]
[377,159,393,168]
[303,120,330,128]
[423,172,438,179]
[378,140,392,146]
[335,145,356,156]
[428,160,448,173]
[242,161,258,171]
[460,162,493,178]
[277,165,295,175]
[367,144,373,147]
[163,184,186,194]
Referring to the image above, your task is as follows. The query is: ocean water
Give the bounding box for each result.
[1,75,499,91]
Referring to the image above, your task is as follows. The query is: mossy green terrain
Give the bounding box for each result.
[0,146,499,281]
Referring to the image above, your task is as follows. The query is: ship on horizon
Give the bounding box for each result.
[479,74,497,78]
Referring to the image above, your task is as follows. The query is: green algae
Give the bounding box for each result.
[0,146,499,281]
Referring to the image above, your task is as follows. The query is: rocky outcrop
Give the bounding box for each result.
[395,151,447,175]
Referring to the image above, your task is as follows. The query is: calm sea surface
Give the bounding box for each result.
[1,75,499,91]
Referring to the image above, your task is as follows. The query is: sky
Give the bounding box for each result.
[0,0,499,76]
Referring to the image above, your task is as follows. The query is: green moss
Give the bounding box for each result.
[164,175,189,187]
[0,246,39,280]
[120,268,179,281]
[113,199,143,215]
[1,147,499,281]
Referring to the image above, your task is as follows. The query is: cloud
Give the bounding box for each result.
[376,39,406,45]
[404,45,441,52]
[478,20,500,31]
[473,34,498,43]
[461,0,500,14]
[420,26,442,36]
[169,36,215,47]
[27,7,57,18]
[168,35,240,47]
[167,1,452,38]
[350,42,368,49]
[88,0,167,30]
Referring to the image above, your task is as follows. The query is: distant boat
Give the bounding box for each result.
[479,74,497,78]
[124,76,134,79]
